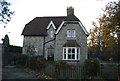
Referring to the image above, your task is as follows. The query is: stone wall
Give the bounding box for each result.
[0,44,2,80]
[44,26,55,60]
[22,36,44,56]
[2,45,22,66]
[22,22,88,64]
[55,23,88,64]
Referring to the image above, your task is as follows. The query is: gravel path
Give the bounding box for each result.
[2,65,40,79]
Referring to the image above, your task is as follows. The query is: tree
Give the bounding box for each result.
[0,0,14,25]
[88,1,119,61]
[2,34,10,45]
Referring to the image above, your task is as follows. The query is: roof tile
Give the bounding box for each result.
[22,15,79,36]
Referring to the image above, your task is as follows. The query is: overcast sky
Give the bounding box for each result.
[0,0,118,46]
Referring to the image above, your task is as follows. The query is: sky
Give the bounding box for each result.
[0,0,118,46]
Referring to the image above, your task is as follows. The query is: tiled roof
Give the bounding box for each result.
[63,40,80,47]
[21,15,79,36]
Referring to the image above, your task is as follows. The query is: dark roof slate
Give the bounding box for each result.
[63,40,80,47]
[22,15,79,36]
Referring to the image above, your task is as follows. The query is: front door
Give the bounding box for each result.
[47,47,54,61]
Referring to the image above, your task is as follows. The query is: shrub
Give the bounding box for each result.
[27,56,37,70]
[82,58,100,79]
[16,54,28,67]
[118,64,120,76]
[36,56,46,71]
[54,60,68,69]
[26,56,46,71]
[53,61,68,78]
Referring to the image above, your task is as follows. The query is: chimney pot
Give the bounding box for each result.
[67,6,74,16]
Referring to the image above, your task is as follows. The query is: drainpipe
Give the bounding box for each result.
[43,36,45,57]
[43,34,56,58]
[44,35,56,44]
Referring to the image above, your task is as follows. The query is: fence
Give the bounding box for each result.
[43,63,82,79]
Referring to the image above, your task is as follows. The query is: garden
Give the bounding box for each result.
[16,54,119,80]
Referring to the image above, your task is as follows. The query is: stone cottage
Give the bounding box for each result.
[22,7,89,64]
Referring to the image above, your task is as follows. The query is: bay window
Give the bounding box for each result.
[63,47,80,60]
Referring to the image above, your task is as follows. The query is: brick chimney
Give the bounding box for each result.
[67,6,74,16]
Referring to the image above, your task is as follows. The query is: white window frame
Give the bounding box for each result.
[63,47,80,60]
[67,30,76,38]
[67,30,71,37]
[71,30,76,37]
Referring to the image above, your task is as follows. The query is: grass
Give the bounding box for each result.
[107,63,119,67]
[100,63,118,80]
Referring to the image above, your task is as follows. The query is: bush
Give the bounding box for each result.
[82,58,100,79]
[26,56,46,71]
[118,64,120,76]
[16,55,46,71]
[27,56,37,70]
[16,54,28,67]
[53,61,68,78]
[36,56,46,71]
[54,60,68,69]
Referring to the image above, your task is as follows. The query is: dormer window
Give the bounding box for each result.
[50,31,53,38]
[67,29,76,37]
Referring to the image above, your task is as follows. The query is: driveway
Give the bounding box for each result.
[2,65,40,79]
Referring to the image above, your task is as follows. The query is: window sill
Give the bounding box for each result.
[62,59,80,62]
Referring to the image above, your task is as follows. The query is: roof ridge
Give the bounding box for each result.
[36,16,67,18]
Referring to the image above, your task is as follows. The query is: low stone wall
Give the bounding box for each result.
[2,45,22,66]
[0,44,2,80]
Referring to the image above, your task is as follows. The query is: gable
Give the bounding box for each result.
[46,21,56,30]
[55,21,89,36]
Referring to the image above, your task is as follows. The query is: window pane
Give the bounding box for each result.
[64,48,66,53]
[68,48,71,53]
[72,48,75,53]
[50,31,53,38]
[68,54,71,59]
[72,54,75,59]
[71,30,76,37]
[77,53,78,59]
[77,48,80,60]
[77,48,79,53]
[67,30,71,37]
[64,54,66,59]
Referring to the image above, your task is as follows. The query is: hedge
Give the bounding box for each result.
[82,58,100,79]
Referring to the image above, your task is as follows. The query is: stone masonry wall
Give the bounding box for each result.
[44,25,56,59]
[22,36,44,56]
[55,23,88,64]
[22,23,88,64]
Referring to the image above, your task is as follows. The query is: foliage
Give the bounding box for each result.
[88,1,120,61]
[118,64,120,76]
[16,54,28,67]
[0,0,14,24]
[2,34,10,45]
[53,61,68,78]
[16,55,46,71]
[35,56,46,71]
[54,60,68,68]
[26,56,37,70]
[82,58,100,79]
[53,61,78,78]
